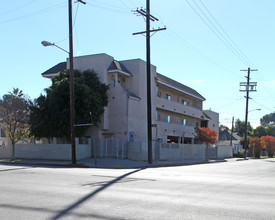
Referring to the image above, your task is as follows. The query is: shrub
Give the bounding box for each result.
[249,137,263,158]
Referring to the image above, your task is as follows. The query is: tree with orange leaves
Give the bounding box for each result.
[249,137,263,158]
[261,135,275,157]
[195,127,218,160]
[195,127,218,146]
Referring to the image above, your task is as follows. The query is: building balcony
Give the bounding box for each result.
[155,120,195,138]
[154,96,203,119]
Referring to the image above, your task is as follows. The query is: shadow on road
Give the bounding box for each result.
[51,168,146,220]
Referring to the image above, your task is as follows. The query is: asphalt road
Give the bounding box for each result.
[0,158,275,220]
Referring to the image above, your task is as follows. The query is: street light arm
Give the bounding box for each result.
[248,109,261,113]
[41,41,69,54]
[53,44,69,54]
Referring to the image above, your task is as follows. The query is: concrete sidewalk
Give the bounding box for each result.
[0,157,244,169]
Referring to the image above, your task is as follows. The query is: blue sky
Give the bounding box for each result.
[1,0,275,128]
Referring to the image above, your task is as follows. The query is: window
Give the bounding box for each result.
[167,135,179,143]
[182,119,186,126]
[156,112,161,121]
[182,99,186,105]
[110,78,115,88]
[0,129,5,138]
[166,94,171,100]
[166,115,171,123]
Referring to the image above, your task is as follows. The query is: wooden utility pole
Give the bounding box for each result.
[240,68,257,159]
[68,0,85,164]
[132,1,166,164]
[146,0,153,164]
[68,0,76,164]
[230,117,234,146]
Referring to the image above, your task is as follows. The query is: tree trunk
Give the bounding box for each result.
[205,144,208,161]
[11,141,15,161]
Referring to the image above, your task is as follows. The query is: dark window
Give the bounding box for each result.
[1,129,6,138]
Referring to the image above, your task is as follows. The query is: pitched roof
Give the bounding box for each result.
[41,62,67,77]
[108,60,132,75]
[202,112,211,120]
[126,90,140,100]
[156,73,206,101]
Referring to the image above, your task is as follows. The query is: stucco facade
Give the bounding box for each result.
[42,53,219,144]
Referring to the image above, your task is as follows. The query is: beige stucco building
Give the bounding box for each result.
[42,53,219,144]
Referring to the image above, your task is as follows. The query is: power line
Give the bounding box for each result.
[164,30,240,78]
[254,71,275,99]
[197,0,255,67]
[251,99,274,112]
[214,97,243,110]
[185,0,251,67]
[85,0,130,14]
[0,0,40,16]
[184,0,275,106]
[0,2,67,24]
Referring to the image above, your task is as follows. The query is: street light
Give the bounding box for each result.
[41,41,69,54]
[41,39,76,165]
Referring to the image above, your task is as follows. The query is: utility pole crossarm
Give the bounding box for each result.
[132,27,167,36]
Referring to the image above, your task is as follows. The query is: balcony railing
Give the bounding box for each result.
[157,119,196,128]
[156,94,202,110]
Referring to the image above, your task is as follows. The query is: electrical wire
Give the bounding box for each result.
[251,99,274,112]
[185,0,251,67]
[197,0,255,67]
[85,0,130,14]
[214,97,244,110]
[164,30,240,78]
[185,0,275,110]
[0,0,40,17]
[0,2,67,24]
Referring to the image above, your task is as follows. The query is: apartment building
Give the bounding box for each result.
[42,53,219,144]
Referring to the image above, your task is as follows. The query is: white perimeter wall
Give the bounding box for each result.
[128,142,233,161]
[14,143,91,160]
[217,145,233,159]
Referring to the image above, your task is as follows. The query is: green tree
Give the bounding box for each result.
[234,119,253,137]
[219,124,229,131]
[0,88,31,160]
[266,125,275,136]
[260,112,275,126]
[253,125,267,137]
[29,69,108,139]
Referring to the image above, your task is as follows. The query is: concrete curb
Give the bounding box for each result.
[0,161,89,168]
[0,157,243,169]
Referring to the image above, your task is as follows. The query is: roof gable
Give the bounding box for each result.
[108,60,132,76]
[41,62,67,78]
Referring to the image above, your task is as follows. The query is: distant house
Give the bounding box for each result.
[42,53,219,144]
[0,127,11,159]
[218,129,242,153]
